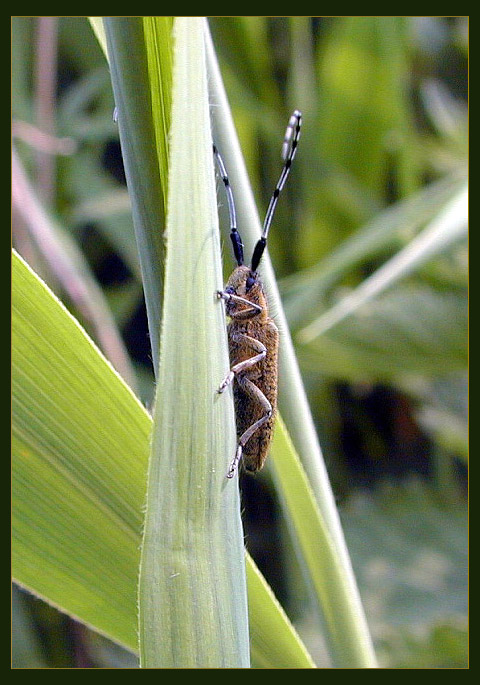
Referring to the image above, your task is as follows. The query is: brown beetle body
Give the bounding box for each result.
[215,110,301,478]
[222,266,279,473]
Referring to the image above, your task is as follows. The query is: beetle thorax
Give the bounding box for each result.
[225,265,268,320]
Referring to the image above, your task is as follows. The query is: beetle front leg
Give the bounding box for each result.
[217,290,263,320]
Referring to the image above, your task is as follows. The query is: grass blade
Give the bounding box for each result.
[103,18,171,372]
[137,18,249,668]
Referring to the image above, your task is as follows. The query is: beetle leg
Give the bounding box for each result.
[226,376,272,478]
[217,290,263,320]
[217,290,261,311]
[217,334,266,393]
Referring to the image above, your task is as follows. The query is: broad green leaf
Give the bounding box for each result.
[12,250,151,650]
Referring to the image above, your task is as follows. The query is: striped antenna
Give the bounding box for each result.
[250,110,302,272]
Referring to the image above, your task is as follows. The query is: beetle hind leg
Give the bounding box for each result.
[226,376,272,478]
[226,444,243,479]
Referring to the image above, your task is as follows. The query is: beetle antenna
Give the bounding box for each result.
[213,144,244,266]
[250,110,302,272]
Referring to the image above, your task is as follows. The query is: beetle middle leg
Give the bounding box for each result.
[226,376,272,479]
[217,334,266,393]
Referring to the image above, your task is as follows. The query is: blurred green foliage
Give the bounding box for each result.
[12,17,467,668]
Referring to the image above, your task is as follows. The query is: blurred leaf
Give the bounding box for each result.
[81,631,139,668]
[12,17,35,120]
[317,17,419,200]
[420,78,468,153]
[60,17,105,72]
[298,283,467,382]
[281,170,466,329]
[57,66,115,141]
[377,620,468,669]
[12,588,48,668]
[70,185,140,282]
[299,184,467,342]
[210,17,278,109]
[340,479,467,667]
[415,373,468,462]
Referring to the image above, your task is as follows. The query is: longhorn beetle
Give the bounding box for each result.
[214,110,302,478]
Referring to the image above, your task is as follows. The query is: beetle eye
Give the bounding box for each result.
[246,275,255,291]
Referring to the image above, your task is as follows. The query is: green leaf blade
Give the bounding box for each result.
[104,17,172,373]
[137,18,249,668]
[12,250,150,651]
